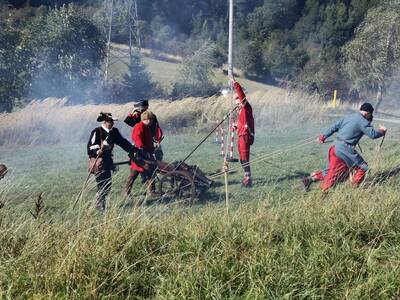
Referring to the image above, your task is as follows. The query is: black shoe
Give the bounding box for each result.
[302,176,312,191]
[241,177,252,188]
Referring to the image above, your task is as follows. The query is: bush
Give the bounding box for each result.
[0,24,32,112]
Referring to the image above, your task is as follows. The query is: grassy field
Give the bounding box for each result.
[2,116,400,297]
[0,125,326,216]
[108,46,280,94]
[2,81,400,297]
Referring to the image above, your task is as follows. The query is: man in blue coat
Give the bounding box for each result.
[303,103,387,191]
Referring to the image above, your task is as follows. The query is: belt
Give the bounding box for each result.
[335,138,356,148]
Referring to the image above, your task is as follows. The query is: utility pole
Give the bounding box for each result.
[103,0,141,86]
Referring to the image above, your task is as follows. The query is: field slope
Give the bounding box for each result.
[1,92,400,298]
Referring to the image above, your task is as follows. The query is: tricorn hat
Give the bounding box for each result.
[97,112,118,122]
[134,100,149,109]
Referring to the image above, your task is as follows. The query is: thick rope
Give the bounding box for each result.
[210,136,316,180]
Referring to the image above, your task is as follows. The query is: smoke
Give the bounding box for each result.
[27,71,104,106]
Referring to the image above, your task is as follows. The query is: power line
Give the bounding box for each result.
[103,0,141,86]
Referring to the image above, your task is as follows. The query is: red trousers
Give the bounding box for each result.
[313,146,367,191]
[238,135,251,161]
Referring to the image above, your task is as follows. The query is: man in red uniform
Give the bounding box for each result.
[232,79,255,187]
[125,111,158,198]
[124,100,164,160]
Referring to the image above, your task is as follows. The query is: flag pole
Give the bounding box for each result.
[224,0,234,215]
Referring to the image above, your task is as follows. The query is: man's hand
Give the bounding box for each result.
[379,125,387,134]
[96,149,103,156]
[318,134,326,144]
[128,150,138,161]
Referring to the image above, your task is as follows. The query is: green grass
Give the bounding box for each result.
[0,124,325,215]
[107,49,277,93]
[1,122,400,298]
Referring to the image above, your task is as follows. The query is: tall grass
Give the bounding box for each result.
[0,183,400,298]
[0,142,399,298]
[0,89,327,146]
[1,87,400,298]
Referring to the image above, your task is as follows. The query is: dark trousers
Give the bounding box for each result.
[125,169,140,196]
[95,170,112,210]
[125,169,156,197]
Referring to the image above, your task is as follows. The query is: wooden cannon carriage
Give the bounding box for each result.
[116,157,213,204]
[154,160,213,203]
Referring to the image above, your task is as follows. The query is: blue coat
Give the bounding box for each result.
[322,112,384,171]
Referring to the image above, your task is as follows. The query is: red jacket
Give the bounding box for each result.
[130,122,154,171]
[234,82,254,138]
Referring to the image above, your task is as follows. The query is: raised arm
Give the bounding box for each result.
[233,81,246,104]
[124,111,141,128]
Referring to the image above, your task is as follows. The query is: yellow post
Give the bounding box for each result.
[332,90,337,108]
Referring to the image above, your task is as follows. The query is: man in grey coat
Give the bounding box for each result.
[303,103,387,191]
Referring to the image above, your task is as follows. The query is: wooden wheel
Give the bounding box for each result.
[157,170,196,204]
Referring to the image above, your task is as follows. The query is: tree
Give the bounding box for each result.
[170,42,219,99]
[27,4,106,102]
[342,2,400,110]
[235,41,263,77]
[263,32,309,79]
[119,50,155,101]
[0,23,32,112]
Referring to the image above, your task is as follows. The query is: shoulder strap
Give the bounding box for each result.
[98,127,104,148]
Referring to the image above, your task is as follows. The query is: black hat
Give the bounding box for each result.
[360,103,374,114]
[134,100,149,109]
[97,112,118,122]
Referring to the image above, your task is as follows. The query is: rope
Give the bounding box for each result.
[209,136,316,180]
[174,104,239,171]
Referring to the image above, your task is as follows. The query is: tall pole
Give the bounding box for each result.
[225,0,234,215]
[228,0,233,78]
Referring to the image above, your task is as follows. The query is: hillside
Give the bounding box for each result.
[1,93,400,297]
[2,0,400,297]
[108,44,279,94]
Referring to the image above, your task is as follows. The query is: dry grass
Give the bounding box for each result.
[1,184,400,298]
[0,88,327,146]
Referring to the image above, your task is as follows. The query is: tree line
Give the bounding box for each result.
[1,0,400,112]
